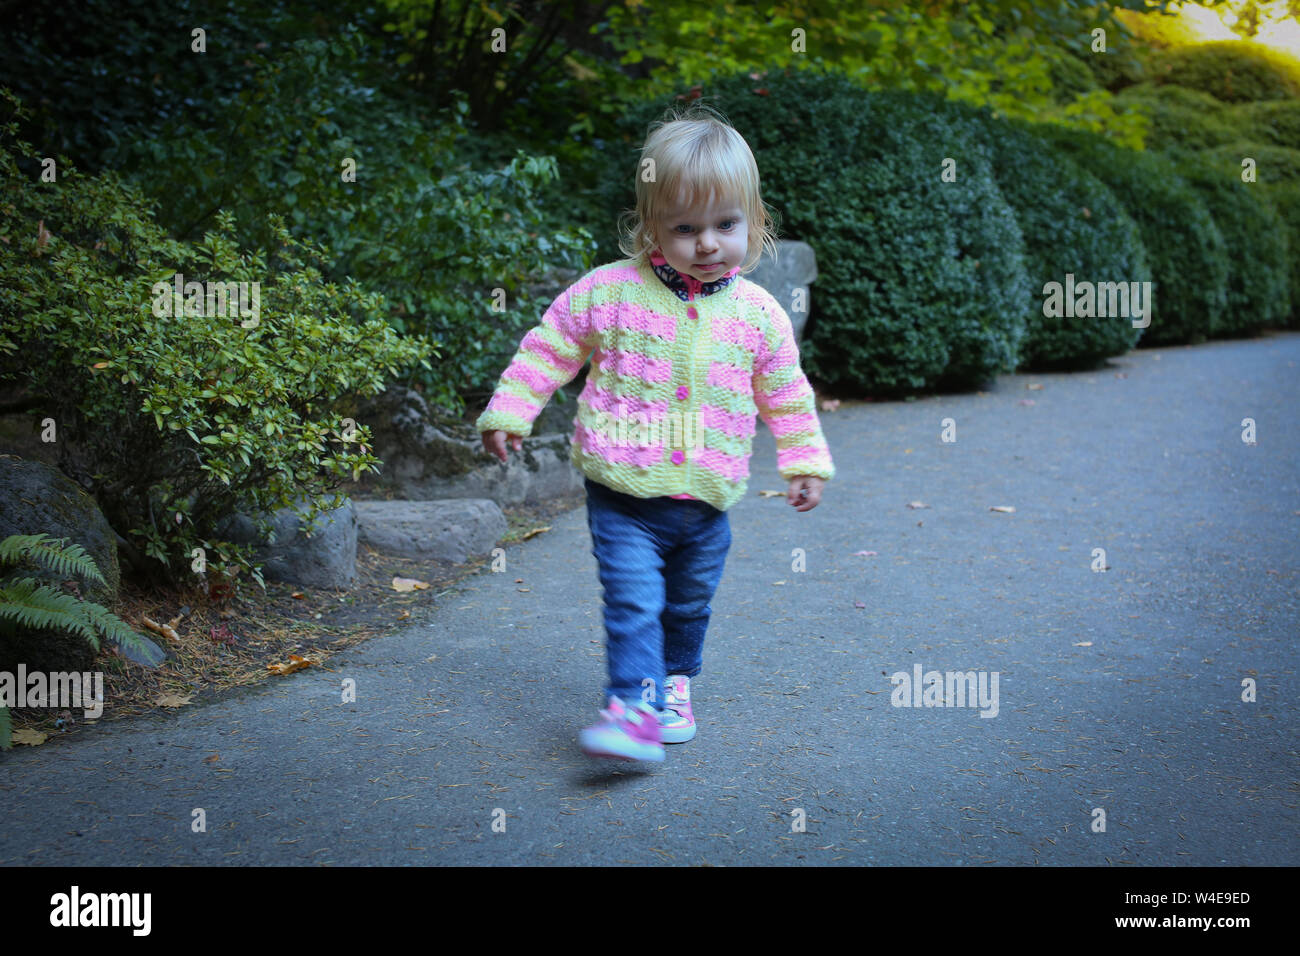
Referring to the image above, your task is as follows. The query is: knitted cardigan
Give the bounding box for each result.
[474,255,835,512]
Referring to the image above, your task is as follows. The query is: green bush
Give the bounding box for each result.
[598,69,1031,395]
[1195,142,1300,185]
[1168,150,1291,335]
[967,115,1151,368]
[1268,183,1300,326]
[1147,41,1300,102]
[1032,124,1229,346]
[1115,83,1244,150]
[0,89,434,588]
[1237,99,1300,149]
[106,29,596,421]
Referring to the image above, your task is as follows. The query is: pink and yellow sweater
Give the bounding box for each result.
[474,253,835,512]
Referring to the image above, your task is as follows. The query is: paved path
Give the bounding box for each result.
[2,334,1297,865]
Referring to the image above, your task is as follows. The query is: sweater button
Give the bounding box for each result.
[671,450,684,465]
[687,306,698,319]
[676,385,689,400]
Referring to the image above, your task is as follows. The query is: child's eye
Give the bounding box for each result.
[720,220,736,230]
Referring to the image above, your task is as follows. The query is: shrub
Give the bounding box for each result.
[1115,83,1244,150]
[0,534,161,750]
[1269,183,1300,326]
[1167,149,1291,335]
[1031,124,1229,346]
[106,29,596,421]
[0,89,434,589]
[1237,99,1300,149]
[1195,142,1300,185]
[598,69,1031,395]
[1147,41,1300,102]
[968,114,1151,368]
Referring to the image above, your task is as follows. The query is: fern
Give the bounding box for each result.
[1,534,163,750]
[0,577,103,650]
[0,534,106,587]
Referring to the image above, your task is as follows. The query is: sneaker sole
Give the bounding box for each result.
[579,732,665,762]
[660,723,696,744]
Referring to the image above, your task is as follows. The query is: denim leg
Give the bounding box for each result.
[584,479,670,710]
[662,502,730,679]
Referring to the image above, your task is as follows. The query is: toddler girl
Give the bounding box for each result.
[477,103,835,762]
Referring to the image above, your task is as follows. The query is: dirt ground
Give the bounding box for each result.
[5,487,587,746]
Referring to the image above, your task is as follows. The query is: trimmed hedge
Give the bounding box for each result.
[1168,150,1291,335]
[1269,183,1300,326]
[1147,41,1300,103]
[968,114,1151,369]
[1032,125,1229,346]
[1237,99,1300,149]
[599,69,1032,395]
[1194,142,1300,185]
[1115,82,1243,150]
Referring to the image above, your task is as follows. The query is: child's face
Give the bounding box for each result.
[655,190,748,284]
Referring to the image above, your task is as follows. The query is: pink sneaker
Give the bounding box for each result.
[579,696,666,762]
[658,674,696,743]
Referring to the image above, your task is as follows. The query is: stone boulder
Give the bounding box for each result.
[348,386,583,507]
[0,456,130,673]
[217,496,357,590]
[746,240,818,341]
[354,499,507,564]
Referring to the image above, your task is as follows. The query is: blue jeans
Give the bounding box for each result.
[583,476,731,711]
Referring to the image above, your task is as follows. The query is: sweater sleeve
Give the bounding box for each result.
[474,281,595,438]
[751,294,835,482]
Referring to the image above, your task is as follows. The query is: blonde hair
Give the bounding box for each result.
[616,102,779,275]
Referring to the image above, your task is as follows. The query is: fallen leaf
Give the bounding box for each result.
[772,580,786,586]
[758,490,785,498]
[521,526,551,540]
[204,753,220,764]
[392,577,430,592]
[12,728,48,746]
[853,601,866,609]
[396,609,410,620]
[1073,642,1093,647]
[141,615,180,643]
[156,693,192,708]
[1026,383,1044,390]
[906,501,929,509]
[903,448,913,454]
[267,654,312,675]
[852,550,878,556]
[290,591,305,600]
[990,506,1016,513]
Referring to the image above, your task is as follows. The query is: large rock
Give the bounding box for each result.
[218,496,357,590]
[348,386,583,506]
[746,240,818,341]
[354,499,507,564]
[0,455,121,674]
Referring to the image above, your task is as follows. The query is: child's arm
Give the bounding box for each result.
[751,294,835,488]
[475,282,596,444]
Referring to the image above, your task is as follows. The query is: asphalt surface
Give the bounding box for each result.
[2,333,1297,866]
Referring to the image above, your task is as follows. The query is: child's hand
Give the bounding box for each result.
[787,475,825,512]
[483,429,523,463]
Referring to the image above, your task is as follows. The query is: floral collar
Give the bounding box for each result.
[649,249,740,302]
